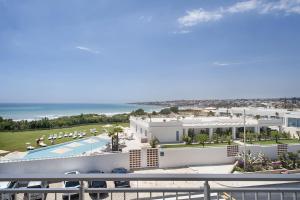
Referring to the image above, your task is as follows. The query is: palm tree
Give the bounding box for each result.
[108,126,123,151]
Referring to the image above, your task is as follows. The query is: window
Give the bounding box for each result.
[140,128,143,134]
[145,130,147,136]
[176,131,180,141]
[288,118,298,127]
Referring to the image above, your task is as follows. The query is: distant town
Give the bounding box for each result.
[132,97,300,110]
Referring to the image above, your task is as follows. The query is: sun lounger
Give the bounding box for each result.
[69,133,73,137]
[39,142,47,147]
[27,146,35,150]
[48,135,53,140]
[64,133,68,137]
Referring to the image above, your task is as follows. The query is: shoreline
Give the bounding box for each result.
[0,103,163,121]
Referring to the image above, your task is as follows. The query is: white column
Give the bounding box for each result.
[255,126,260,134]
[232,127,236,140]
[209,128,213,139]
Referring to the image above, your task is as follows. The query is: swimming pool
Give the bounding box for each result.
[23,137,110,160]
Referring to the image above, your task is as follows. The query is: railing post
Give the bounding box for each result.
[79,180,84,200]
[203,180,210,200]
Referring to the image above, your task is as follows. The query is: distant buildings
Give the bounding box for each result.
[130,107,300,144]
[217,107,300,137]
[130,115,282,143]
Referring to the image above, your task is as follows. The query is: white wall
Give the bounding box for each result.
[159,147,235,168]
[0,153,129,175]
[150,126,182,143]
[159,144,300,169]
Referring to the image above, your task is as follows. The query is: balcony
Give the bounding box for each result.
[1,173,300,200]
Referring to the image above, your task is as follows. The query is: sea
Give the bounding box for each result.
[0,103,162,121]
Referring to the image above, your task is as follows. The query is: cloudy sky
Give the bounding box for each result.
[0,0,300,103]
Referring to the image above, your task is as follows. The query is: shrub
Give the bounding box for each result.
[149,137,160,148]
[182,135,192,145]
[196,134,209,147]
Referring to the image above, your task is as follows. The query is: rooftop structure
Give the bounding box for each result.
[216,107,300,136]
[130,116,283,143]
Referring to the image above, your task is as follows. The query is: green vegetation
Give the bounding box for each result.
[235,150,300,172]
[182,135,192,145]
[252,139,299,145]
[0,123,128,152]
[241,129,298,145]
[0,114,129,131]
[149,136,160,148]
[161,142,230,148]
[195,134,209,147]
[108,126,124,151]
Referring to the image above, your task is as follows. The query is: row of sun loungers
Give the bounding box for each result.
[47,131,87,140]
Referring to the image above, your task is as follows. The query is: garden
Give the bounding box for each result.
[162,128,235,148]
[234,150,300,173]
[239,128,300,145]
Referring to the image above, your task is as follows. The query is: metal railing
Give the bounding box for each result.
[1,173,300,200]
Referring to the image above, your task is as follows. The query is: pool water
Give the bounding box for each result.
[24,137,110,160]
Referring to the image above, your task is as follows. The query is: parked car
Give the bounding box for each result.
[111,168,130,188]
[23,181,49,200]
[62,171,80,200]
[87,171,107,199]
[0,181,17,200]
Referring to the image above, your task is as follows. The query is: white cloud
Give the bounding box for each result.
[261,0,300,14]
[172,30,191,34]
[213,62,231,66]
[139,15,153,23]
[177,0,300,27]
[227,0,258,13]
[76,46,100,54]
[178,9,223,27]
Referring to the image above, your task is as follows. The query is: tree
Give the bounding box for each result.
[207,111,215,116]
[149,137,160,148]
[271,130,281,143]
[246,132,255,144]
[296,131,300,141]
[108,126,123,151]
[152,111,158,115]
[254,115,261,120]
[159,108,171,115]
[182,135,192,145]
[196,134,209,147]
[170,106,179,113]
[131,109,146,116]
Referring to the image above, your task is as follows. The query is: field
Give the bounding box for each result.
[0,123,128,152]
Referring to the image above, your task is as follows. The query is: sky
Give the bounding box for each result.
[0,0,300,103]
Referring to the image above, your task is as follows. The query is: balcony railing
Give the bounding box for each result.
[1,173,300,200]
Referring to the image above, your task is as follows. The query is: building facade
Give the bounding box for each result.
[130,116,283,143]
[216,107,300,137]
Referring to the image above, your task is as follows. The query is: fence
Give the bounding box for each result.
[1,173,300,200]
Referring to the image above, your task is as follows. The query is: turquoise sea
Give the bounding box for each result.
[0,103,161,121]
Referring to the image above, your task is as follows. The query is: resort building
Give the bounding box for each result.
[216,107,300,136]
[130,116,283,143]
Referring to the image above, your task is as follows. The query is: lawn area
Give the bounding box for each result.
[0,123,128,152]
[251,139,300,145]
[161,142,234,148]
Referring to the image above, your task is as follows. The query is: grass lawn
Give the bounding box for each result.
[251,139,300,145]
[161,142,234,148]
[0,123,128,152]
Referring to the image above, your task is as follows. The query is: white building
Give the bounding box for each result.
[216,107,300,136]
[130,116,282,143]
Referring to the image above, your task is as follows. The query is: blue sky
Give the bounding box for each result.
[0,0,300,103]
